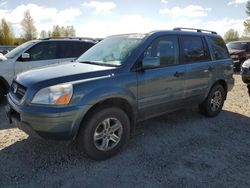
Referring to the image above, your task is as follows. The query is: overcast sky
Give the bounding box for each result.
[0,0,248,38]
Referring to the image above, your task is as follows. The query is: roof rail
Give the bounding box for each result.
[40,37,99,42]
[173,27,217,34]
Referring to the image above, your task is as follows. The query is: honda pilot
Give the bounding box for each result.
[6,28,234,160]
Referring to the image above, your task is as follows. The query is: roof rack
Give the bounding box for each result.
[40,37,99,42]
[173,27,217,34]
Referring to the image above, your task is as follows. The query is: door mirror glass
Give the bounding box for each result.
[142,57,160,69]
[21,53,30,61]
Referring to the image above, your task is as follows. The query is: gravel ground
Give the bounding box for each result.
[0,75,250,188]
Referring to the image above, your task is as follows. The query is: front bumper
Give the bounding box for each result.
[5,94,91,140]
[241,67,250,84]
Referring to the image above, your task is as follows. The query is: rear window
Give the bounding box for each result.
[181,36,211,63]
[58,41,95,59]
[209,37,230,60]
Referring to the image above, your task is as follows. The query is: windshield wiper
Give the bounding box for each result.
[78,61,119,67]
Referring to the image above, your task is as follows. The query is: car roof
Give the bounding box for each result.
[107,28,221,39]
[227,41,250,43]
[37,37,99,43]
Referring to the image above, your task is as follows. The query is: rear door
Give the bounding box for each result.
[180,35,214,104]
[137,35,186,120]
[57,41,95,62]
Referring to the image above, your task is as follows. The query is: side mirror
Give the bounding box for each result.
[21,53,30,61]
[142,57,160,70]
[0,53,7,61]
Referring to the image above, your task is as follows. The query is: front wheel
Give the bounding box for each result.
[199,84,226,117]
[77,107,130,160]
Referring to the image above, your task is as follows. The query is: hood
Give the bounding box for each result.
[228,49,245,55]
[16,62,116,87]
[0,53,7,61]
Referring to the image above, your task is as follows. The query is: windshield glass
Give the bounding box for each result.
[77,34,146,66]
[227,42,247,50]
[5,41,36,59]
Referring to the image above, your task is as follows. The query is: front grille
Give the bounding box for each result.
[11,81,27,100]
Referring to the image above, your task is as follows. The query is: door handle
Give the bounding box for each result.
[204,66,214,73]
[174,71,184,77]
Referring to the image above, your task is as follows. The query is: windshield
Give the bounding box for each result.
[5,41,36,59]
[77,34,146,66]
[227,42,247,50]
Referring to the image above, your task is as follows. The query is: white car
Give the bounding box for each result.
[0,38,97,101]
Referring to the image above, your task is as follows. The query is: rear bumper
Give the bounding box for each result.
[5,94,91,140]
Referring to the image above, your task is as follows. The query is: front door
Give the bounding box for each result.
[14,41,60,75]
[137,36,186,120]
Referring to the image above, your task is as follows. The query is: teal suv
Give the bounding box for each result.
[6,28,234,160]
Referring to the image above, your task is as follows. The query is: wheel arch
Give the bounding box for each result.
[0,76,10,94]
[75,97,136,139]
[211,79,228,99]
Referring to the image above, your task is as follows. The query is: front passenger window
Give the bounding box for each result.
[143,36,179,68]
[26,42,57,61]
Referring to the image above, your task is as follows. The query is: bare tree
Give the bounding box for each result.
[21,10,37,41]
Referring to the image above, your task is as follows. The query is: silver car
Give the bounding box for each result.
[0,38,97,101]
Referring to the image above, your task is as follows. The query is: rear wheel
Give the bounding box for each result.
[77,107,130,160]
[199,84,226,117]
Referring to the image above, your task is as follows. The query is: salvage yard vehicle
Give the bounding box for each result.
[0,38,98,101]
[241,59,250,96]
[227,41,250,70]
[6,28,234,160]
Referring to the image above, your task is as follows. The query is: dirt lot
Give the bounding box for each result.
[0,75,250,188]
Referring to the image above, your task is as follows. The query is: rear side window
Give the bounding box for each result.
[209,37,230,60]
[58,41,95,59]
[181,36,211,63]
[26,42,57,61]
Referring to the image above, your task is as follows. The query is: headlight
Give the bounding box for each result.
[31,84,73,105]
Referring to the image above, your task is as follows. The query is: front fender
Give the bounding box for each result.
[79,86,137,110]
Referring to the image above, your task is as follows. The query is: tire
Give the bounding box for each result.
[199,84,226,117]
[0,85,4,104]
[77,107,130,160]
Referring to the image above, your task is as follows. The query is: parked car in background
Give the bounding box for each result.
[241,59,250,96]
[6,28,234,160]
[0,50,10,55]
[0,45,16,55]
[0,38,98,101]
[227,41,250,70]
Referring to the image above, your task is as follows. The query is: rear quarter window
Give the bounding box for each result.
[209,37,230,60]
